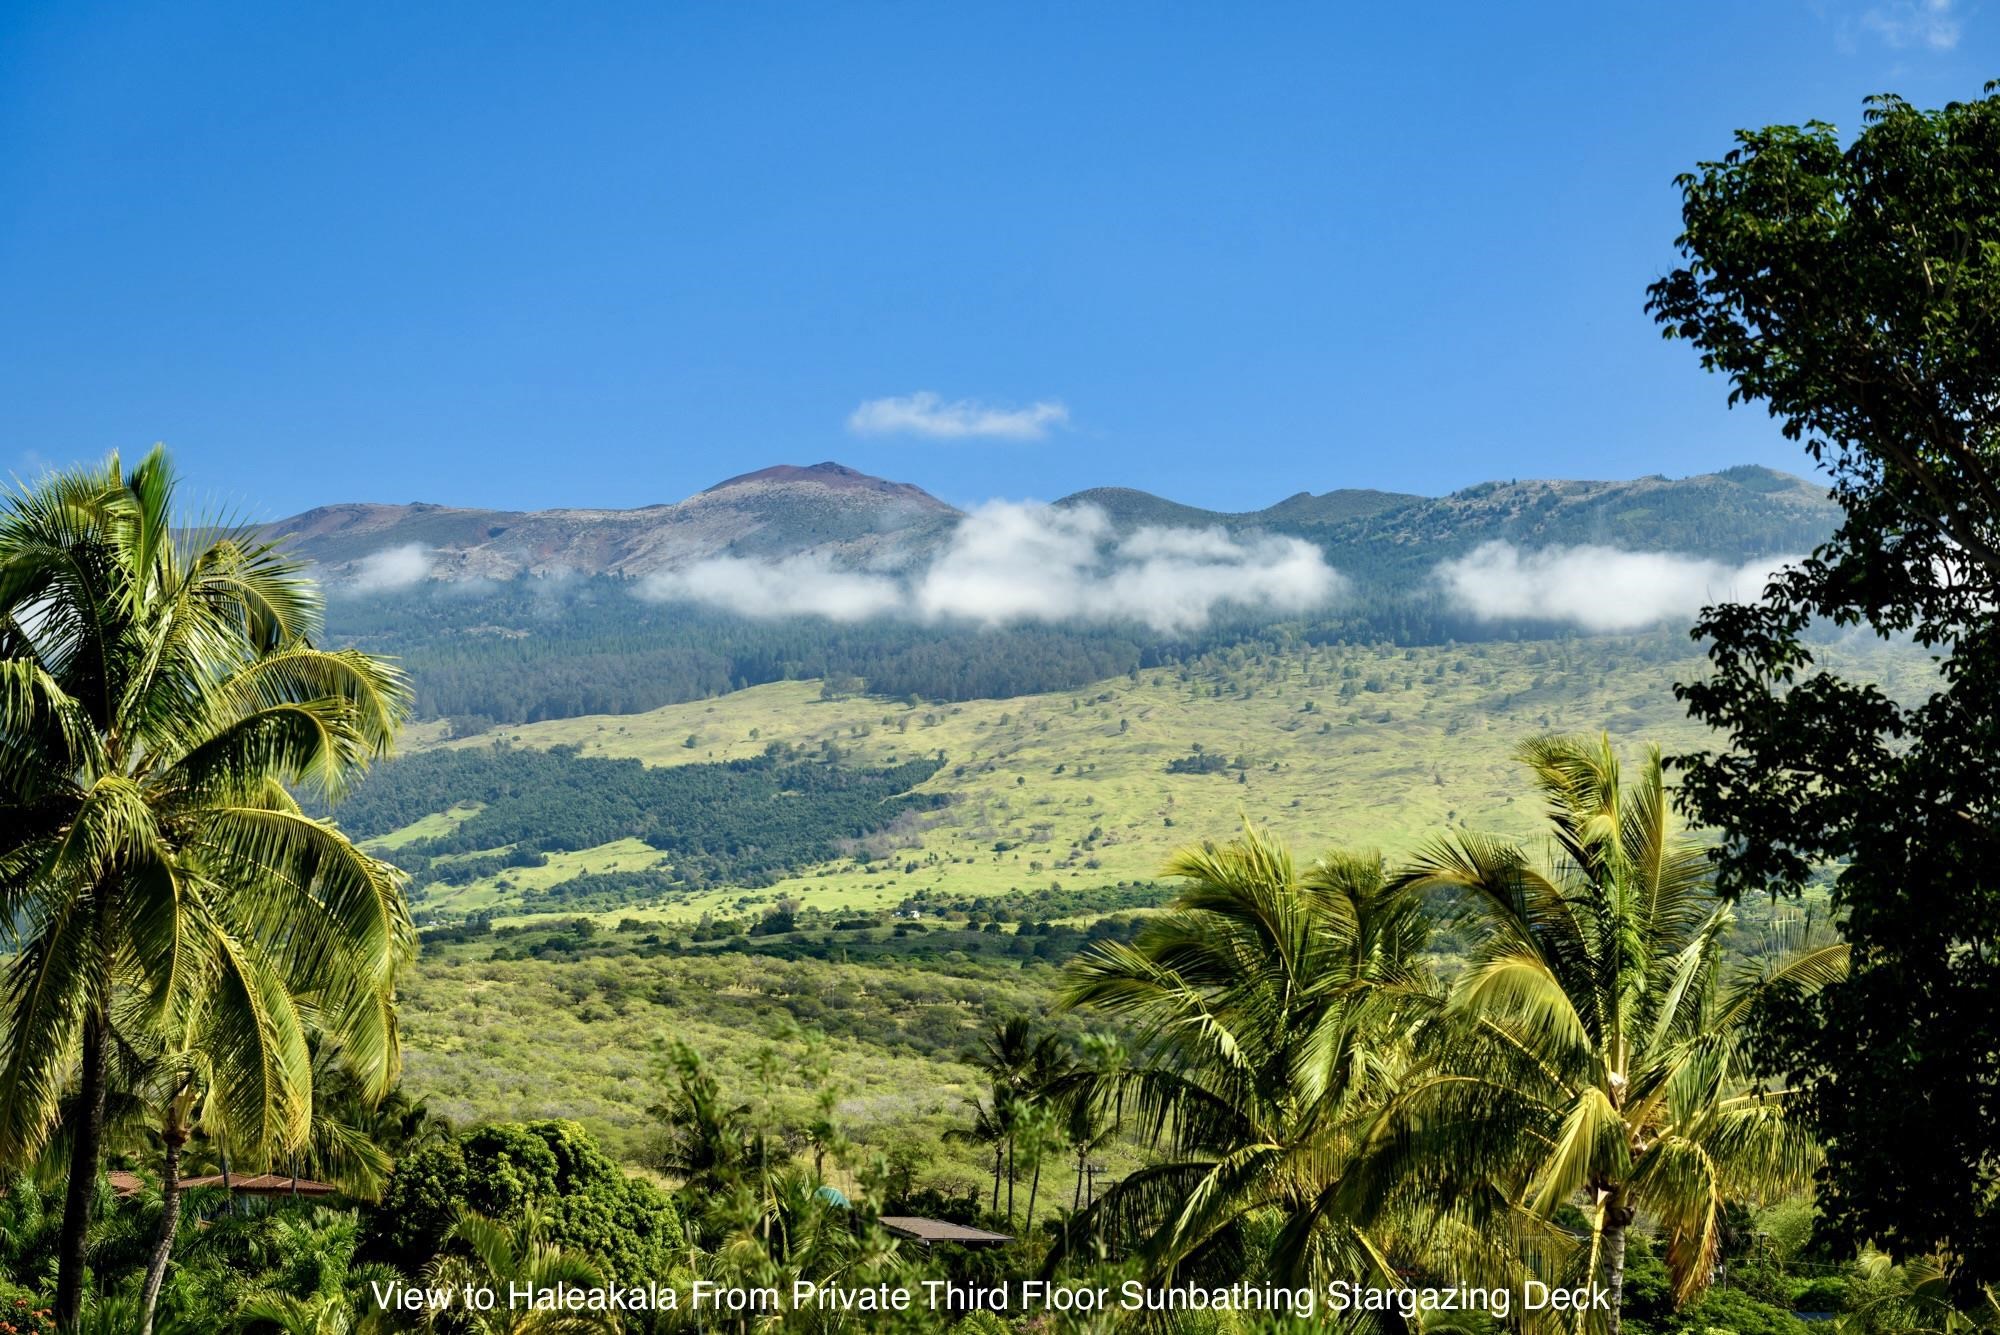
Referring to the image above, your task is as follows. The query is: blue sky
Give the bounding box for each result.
[0,1,1989,518]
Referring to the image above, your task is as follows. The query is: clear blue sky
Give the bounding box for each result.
[0,2,1989,518]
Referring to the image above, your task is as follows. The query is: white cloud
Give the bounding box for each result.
[639,554,903,622]
[914,503,1341,632]
[346,544,433,593]
[847,392,1070,441]
[1436,542,1796,632]
[635,502,1345,633]
[1862,0,1959,48]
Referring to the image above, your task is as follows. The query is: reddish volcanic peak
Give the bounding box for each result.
[700,461,946,505]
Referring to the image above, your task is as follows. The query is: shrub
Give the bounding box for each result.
[363,1120,680,1284]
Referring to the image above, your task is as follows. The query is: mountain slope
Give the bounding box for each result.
[1054,485,1420,529]
[272,460,1839,586]
[266,461,960,580]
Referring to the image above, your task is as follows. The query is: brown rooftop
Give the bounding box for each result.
[17,1170,339,1202]
[176,1173,338,1197]
[878,1216,1013,1247]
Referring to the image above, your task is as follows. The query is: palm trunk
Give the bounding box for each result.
[1072,1148,1085,1214]
[1026,1158,1041,1232]
[138,1126,185,1335]
[1005,1137,1015,1227]
[55,1009,110,1330]
[991,1144,1002,1218]
[1602,1206,1633,1335]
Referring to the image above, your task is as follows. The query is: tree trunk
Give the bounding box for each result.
[990,1144,1002,1218]
[55,1010,110,1330]
[1601,1208,1632,1335]
[1005,1138,1015,1227]
[138,1128,185,1335]
[1026,1158,1041,1233]
[1072,1149,1085,1214]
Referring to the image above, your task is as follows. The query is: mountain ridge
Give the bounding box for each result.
[267,460,1837,583]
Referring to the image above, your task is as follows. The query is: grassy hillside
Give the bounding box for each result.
[380,629,1922,1189]
[362,631,1930,928]
[399,933,1064,1182]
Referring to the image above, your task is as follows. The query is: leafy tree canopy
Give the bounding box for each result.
[363,1119,681,1287]
[1649,83,2000,1280]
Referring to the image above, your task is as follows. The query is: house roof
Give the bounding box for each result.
[877,1216,1013,1246]
[176,1173,338,1197]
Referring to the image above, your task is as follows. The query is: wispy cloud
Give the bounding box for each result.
[639,554,904,622]
[638,501,1344,633]
[346,544,434,593]
[847,392,1069,441]
[1436,542,1795,632]
[1862,0,1960,48]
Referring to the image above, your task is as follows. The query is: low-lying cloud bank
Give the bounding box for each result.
[640,501,1344,633]
[346,543,432,593]
[1437,541,1795,632]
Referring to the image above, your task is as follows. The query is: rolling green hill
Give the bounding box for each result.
[380,629,1922,1182]
[356,631,1930,929]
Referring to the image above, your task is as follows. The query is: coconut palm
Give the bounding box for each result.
[945,1091,1009,1220]
[1837,1252,2000,1334]
[420,1209,617,1335]
[1057,824,1443,1286]
[0,448,411,1326]
[1377,735,1846,1333]
[967,1017,1070,1227]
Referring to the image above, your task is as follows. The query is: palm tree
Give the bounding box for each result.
[235,1289,365,1335]
[1058,824,1443,1286]
[945,1091,1007,1220]
[648,1040,761,1200]
[1836,1251,2000,1334]
[968,1018,1070,1227]
[1062,1051,1121,1217]
[1377,735,1846,1332]
[0,449,411,1327]
[133,1034,203,1335]
[420,1209,617,1335]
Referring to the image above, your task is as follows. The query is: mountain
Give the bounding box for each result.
[266,461,961,581]
[269,460,1840,585]
[1058,466,1833,564]
[1052,486,1421,529]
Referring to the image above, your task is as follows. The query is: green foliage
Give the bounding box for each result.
[1651,81,2000,1283]
[1060,827,1436,1287]
[0,447,412,1326]
[155,1206,370,1331]
[362,1120,679,1286]
[330,742,946,901]
[1661,1287,1811,1335]
[325,584,1160,719]
[1382,736,1838,1306]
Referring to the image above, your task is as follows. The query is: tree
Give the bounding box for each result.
[366,1120,679,1288]
[946,1093,1007,1221]
[967,1018,1070,1228]
[1058,825,1438,1286]
[1646,82,2000,1280]
[0,449,411,1327]
[1378,736,1844,1332]
[420,1209,617,1335]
